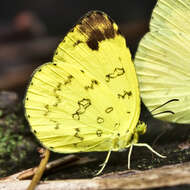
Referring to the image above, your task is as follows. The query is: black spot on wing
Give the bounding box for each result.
[105,67,125,82]
[87,39,99,50]
[118,90,132,99]
[97,116,104,124]
[96,129,103,137]
[72,98,91,120]
[105,107,113,113]
[74,128,84,141]
[73,40,82,47]
[84,79,99,90]
[55,50,58,55]
[78,11,119,50]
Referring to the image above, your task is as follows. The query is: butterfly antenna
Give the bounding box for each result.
[150,99,179,113]
[152,110,175,117]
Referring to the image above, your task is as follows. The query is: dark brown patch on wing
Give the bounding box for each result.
[78,11,119,50]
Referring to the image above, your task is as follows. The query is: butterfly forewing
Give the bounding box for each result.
[25,11,141,153]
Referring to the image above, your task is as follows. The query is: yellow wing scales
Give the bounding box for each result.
[135,0,190,123]
[25,11,141,153]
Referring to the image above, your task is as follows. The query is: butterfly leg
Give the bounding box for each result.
[133,143,166,158]
[127,144,133,169]
[96,149,112,175]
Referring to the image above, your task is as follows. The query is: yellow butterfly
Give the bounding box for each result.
[24,11,164,175]
[135,0,190,124]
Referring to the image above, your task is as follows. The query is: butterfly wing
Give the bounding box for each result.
[134,0,190,123]
[25,11,141,153]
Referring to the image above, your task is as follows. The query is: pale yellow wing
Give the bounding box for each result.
[25,11,141,153]
[150,0,190,32]
[135,0,190,123]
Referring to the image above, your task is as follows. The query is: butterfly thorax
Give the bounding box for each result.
[112,121,147,151]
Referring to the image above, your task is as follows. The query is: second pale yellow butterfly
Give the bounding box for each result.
[135,0,190,124]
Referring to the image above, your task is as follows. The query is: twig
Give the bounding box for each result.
[18,154,80,180]
[0,155,95,182]
[1,162,190,189]
[27,149,50,190]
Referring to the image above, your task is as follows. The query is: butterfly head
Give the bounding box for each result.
[129,121,147,145]
[136,121,147,135]
[113,121,147,151]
